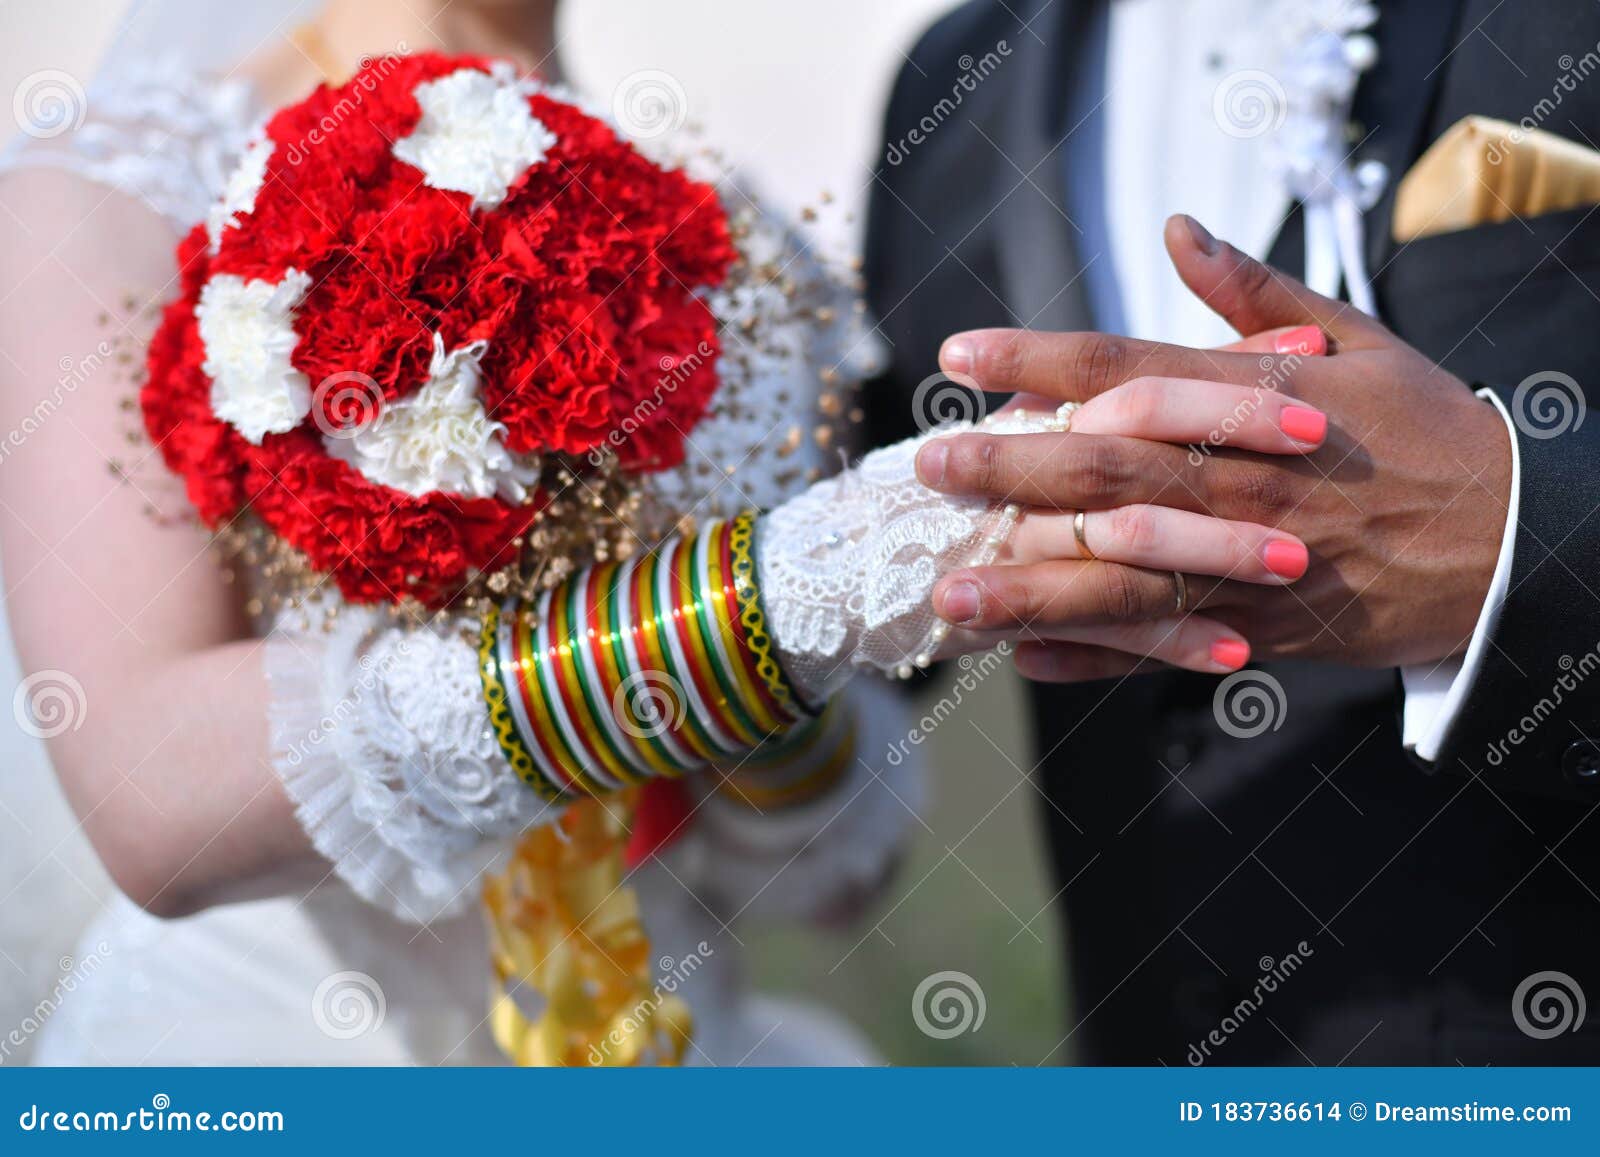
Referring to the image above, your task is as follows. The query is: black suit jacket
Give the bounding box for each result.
[864,0,1600,1063]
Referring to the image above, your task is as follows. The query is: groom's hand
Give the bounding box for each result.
[918,215,1513,676]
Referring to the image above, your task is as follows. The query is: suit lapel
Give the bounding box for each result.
[988,0,1092,333]
[1354,0,1468,277]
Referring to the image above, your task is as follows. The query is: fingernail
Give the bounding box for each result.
[1263,539,1309,580]
[1279,405,1327,445]
[916,441,949,486]
[1210,639,1251,671]
[940,581,980,624]
[1183,214,1220,256]
[1273,325,1326,356]
[941,337,974,375]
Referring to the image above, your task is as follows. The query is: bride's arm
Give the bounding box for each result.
[0,170,318,917]
[0,173,558,924]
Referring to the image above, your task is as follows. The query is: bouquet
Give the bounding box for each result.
[143,51,742,609]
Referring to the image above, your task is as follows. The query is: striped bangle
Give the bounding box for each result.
[716,699,856,810]
[480,512,808,800]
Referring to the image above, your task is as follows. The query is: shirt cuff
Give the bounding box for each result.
[1400,387,1520,761]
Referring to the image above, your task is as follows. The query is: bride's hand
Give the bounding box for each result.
[930,325,1327,678]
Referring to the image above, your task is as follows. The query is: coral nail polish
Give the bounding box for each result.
[1273,325,1326,356]
[1279,405,1327,445]
[1210,639,1251,670]
[1263,540,1309,580]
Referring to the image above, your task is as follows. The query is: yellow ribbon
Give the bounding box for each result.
[482,793,693,1067]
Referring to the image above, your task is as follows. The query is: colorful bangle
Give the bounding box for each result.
[716,699,856,810]
[480,512,809,800]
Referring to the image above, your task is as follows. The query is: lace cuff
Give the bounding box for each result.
[758,409,1062,700]
[265,608,560,924]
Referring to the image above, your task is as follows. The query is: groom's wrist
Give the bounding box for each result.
[1400,388,1517,763]
[1421,380,1600,799]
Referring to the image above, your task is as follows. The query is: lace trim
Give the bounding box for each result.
[0,55,259,232]
[757,409,1062,701]
[265,608,560,925]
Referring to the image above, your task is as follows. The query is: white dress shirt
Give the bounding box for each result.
[1092,0,1519,759]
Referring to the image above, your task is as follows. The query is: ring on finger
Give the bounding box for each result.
[1172,570,1188,615]
[1073,509,1096,560]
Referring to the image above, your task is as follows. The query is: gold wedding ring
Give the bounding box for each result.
[1172,571,1188,615]
[1073,510,1095,560]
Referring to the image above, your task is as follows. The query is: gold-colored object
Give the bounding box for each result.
[483,794,694,1067]
[1172,571,1188,615]
[1072,510,1095,560]
[1392,115,1600,242]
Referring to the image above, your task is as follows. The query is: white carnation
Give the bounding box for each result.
[324,334,541,501]
[206,133,274,251]
[392,63,557,211]
[197,268,313,444]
